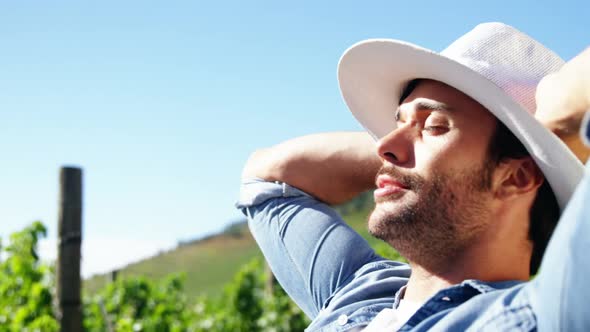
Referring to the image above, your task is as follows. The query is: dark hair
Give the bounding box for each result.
[400,78,560,275]
[487,121,560,275]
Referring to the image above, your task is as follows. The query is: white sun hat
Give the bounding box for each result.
[338,22,584,210]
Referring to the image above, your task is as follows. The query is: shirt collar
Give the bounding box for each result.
[392,279,524,308]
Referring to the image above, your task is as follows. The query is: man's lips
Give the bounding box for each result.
[374,175,409,198]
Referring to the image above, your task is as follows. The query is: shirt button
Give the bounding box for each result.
[337,314,348,326]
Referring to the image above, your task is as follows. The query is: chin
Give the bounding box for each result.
[371,196,413,219]
[367,202,403,238]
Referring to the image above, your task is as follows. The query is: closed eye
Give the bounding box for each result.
[423,125,449,135]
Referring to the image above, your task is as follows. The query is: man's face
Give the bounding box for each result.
[368,79,498,269]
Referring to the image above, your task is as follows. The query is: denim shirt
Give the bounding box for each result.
[236,163,590,331]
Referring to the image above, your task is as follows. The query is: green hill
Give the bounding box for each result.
[84,192,403,299]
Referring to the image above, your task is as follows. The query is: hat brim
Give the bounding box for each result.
[337,39,584,210]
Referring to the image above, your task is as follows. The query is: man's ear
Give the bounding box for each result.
[492,157,544,200]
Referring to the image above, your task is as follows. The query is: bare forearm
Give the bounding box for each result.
[242,132,381,205]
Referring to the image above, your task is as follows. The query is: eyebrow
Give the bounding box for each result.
[395,100,454,120]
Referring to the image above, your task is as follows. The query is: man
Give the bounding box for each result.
[238,23,586,331]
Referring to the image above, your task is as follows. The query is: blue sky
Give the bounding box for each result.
[1,0,588,277]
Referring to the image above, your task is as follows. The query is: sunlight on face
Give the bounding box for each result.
[369,80,497,270]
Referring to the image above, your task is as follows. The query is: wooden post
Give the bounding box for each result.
[265,261,276,296]
[56,167,83,332]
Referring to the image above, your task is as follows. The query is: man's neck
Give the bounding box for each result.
[402,240,530,303]
[403,267,449,303]
[397,206,534,303]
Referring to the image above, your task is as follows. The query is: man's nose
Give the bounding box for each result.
[376,124,414,166]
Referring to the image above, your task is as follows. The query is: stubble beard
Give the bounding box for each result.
[368,163,493,272]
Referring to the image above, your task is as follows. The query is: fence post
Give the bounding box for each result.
[56,167,83,332]
[265,261,276,296]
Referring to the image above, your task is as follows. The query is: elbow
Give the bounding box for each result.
[241,148,269,181]
[241,147,289,182]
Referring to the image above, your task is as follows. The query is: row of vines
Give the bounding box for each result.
[0,222,309,331]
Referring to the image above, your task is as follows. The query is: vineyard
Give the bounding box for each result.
[0,221,309,331]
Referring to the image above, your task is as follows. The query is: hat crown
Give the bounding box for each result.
[441,22,564,114]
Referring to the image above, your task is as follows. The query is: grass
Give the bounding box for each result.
[84,226,263,299]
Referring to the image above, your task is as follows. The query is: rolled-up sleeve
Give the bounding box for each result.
[236,179,384,319]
